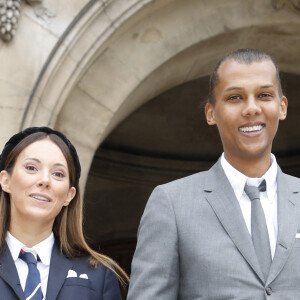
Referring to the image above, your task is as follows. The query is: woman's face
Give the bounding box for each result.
[0,138,76,228]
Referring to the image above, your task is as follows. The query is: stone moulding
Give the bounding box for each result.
[272,0,300,13]
[0,0,42,42]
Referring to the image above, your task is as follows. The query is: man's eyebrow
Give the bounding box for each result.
[224,85,276,92]
[225,86,244,92]
[260,85,275,89]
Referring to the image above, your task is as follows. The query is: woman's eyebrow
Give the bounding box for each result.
[23,157,40,163]
[23,158,67,169]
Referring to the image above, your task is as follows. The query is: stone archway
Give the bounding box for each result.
[82,68,300,278]
[21,0,300,190]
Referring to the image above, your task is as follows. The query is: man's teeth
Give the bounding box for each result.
[31,195,49,202]
[239,125,264,132]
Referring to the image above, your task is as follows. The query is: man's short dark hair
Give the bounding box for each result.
[208,48,283,105]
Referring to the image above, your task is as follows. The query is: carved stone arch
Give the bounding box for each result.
[21,0,154,185]
[22,0,300,189]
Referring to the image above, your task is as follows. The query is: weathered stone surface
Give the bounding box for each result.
[0,0,300,252]
[1,0,300,184]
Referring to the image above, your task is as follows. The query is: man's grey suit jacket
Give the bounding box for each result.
[127,160,300,299]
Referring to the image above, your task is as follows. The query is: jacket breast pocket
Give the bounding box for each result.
[57,277,93,299]
[294,237,300,248]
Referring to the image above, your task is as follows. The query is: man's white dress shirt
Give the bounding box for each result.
[221,153,278,258]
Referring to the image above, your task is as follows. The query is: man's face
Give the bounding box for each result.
[205,59,288,164]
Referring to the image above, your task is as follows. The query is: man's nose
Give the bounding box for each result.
[242,96,261,116]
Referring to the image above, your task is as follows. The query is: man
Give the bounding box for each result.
[127,48,300,299]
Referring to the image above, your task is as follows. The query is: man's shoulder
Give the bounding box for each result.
[166,169,209,185]
[280,171,300,187]
[157,165,215,193]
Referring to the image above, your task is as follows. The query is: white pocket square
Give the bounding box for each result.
[67,270,77,278]
[295,233,300,238]
[79,273,88,279]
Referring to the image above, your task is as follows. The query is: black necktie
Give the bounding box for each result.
[244,179,272,281]
[19,250,43,300]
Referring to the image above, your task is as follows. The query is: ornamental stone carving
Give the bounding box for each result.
[0,0,21,42]
[0,0,44,42]
[272,0,300,13]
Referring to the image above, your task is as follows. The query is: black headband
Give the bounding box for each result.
[0,127,81,188]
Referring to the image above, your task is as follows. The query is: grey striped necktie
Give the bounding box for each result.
[19,249,43,300]
[244,179,272,281]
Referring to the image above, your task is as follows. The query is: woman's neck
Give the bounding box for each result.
[9,221,53,248]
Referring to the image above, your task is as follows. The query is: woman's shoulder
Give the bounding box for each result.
[67,255,118,278]
[52,242,119,278]
[51,243,123,298]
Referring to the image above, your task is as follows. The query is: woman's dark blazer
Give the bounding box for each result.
[0,240,122,300]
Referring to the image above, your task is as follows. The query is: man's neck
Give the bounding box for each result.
[224,153,272,178]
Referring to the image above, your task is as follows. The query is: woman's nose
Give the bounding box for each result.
[37,171,50,188]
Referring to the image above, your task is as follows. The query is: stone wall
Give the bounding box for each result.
[0,0,299,191]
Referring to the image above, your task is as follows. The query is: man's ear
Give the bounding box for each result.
[63,187,76,207]
[279,96,288,120]
[0,170,11,193]
[205,102,216,125]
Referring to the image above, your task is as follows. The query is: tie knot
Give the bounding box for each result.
[19,250,38,266]
[244,179,266,201]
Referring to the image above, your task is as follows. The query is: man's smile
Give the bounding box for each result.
[238,124,265,133]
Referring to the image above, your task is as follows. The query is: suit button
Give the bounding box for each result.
[266,287,272,295]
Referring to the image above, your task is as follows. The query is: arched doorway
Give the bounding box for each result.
[20,0,300,278]
[22,0,300,187]
[84,72,300,276]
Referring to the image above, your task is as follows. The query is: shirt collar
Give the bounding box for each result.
[221,153,248,201]
[32,233,54,266]
[221,153,277,202]
[261,153,277,202]
[5,232,54,266]
[6,231,24,262]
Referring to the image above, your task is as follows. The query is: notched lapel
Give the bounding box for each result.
[0,243,25,300]
[204,161,265,283]
[45,241,74,300]
[267,169,300,285]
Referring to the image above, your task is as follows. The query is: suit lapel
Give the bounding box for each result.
[45,240,74,300]
[204,160,265,283]
[0,243,25,300]
[266,168,300,285]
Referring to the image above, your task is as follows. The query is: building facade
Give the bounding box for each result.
[1,0,300,273]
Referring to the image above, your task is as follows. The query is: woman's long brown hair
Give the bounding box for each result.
[0,132,129,286]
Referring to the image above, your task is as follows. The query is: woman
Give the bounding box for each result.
[0,127,128,300]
